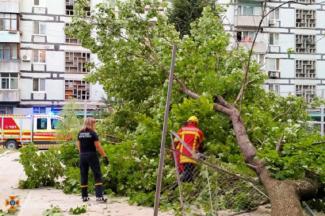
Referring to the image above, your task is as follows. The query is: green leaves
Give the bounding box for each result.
[65,0,325,212]
[69,205,87,215]
[19,145,64,189]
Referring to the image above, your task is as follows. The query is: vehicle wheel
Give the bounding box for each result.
[5,140,18,150]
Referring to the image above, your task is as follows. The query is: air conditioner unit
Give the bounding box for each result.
[22,54,31,62]
[268,71,280,79]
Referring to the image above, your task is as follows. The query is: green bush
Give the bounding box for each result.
[19,145,64,189]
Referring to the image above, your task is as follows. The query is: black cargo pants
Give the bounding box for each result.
[80,152,104,198]
[180,163,195,182]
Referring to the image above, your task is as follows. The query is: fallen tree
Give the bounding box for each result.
[178,80,321,216]
[68,0,325,214]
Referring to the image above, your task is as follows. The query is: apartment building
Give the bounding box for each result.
[0,0,106,115]
[218,0,325,104]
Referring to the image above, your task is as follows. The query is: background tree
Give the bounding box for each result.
[67,0,325,215]
[168,0,214,37]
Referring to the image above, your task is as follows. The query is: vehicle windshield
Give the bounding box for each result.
[51,118,60,130]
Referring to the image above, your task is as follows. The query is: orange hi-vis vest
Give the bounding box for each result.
[176,124,204,164]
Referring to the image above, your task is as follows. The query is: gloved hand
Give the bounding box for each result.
[197,153,206,160]
[103,156,110,166]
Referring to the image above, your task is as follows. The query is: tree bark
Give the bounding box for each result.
[177,82,320,216]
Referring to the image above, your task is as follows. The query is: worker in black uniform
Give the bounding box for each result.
[76,117,109,202]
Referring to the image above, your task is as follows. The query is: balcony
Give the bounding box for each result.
[235,15,266,27]
[0,89,20,102]
[0,60,19,72]
[0,31,20,43]
[268,45,281,53]
[238,41,268,53]
[32,92,46,100]
[0,0,19,13]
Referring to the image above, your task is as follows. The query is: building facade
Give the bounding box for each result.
[217,0,325,103]
[0,0,106,115]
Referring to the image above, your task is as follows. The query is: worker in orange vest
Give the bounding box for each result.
[174,116,204,182]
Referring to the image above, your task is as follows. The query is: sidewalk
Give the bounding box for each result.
[0,151,172,216]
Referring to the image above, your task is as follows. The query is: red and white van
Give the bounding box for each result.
[0,114,62,149]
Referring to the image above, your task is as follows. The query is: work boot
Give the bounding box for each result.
[96,197,107,203]
[82,197,89,202]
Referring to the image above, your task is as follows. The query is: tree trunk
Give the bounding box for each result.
[176,81,319,215]
[227,104,318,216]
[259,167,304,216]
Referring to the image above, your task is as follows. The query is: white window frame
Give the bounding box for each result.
[269,33,279,46]
[34,21,46,35]
[0,14,17,31]
[33,78,45,92]
[33,50,46,63]
[0,73,18,90]
[267,58,280,71]
[269,84,279,94]
[238,4,262,16]
[269,8,280,20]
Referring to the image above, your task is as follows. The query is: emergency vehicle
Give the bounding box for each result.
[0,114,62,149]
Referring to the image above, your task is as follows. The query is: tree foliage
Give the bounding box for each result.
[168,0,214,37]
[19,145,64,189]
[65,0,325,211]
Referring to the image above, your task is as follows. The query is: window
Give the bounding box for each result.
[238,4,262,16]
[296,85,315,103]
[33,78,45,91]
[0,106,13,114]
[0,14,17,31]
[296,35,315,53]
[295,0,315,3]
[33,107,46,114]
[0,44,18,61]
[65,80,90,100]
[269,84,279,94]
[0,73,18,89]
[237,31,255,42]
[269,33,279,45]
[51,119,59,129]
[65,24,79,44]
[296,9,315,28]
[65,52,90,73]
[253,54,265,65]
[33,50,46,63]
[267,58,280,71]
[66,0,90,16]
[37,118,47,130]
[269,8,279,20]
[34,21,46,35]
[296,60,316,78]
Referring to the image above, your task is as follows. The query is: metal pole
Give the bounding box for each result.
[153,44,177,216]
[170,133,185,216]
[205,166,215,215]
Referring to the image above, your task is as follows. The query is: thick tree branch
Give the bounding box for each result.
[175,77,233,115]
[276,133,285,153]
[175,78,321,215]
[293,179,320,200]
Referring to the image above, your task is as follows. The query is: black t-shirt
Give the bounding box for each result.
[77,129,99,153]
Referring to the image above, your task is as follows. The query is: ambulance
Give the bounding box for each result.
[0,114,63,149]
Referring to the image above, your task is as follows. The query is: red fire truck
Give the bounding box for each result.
[0,115,62,149]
